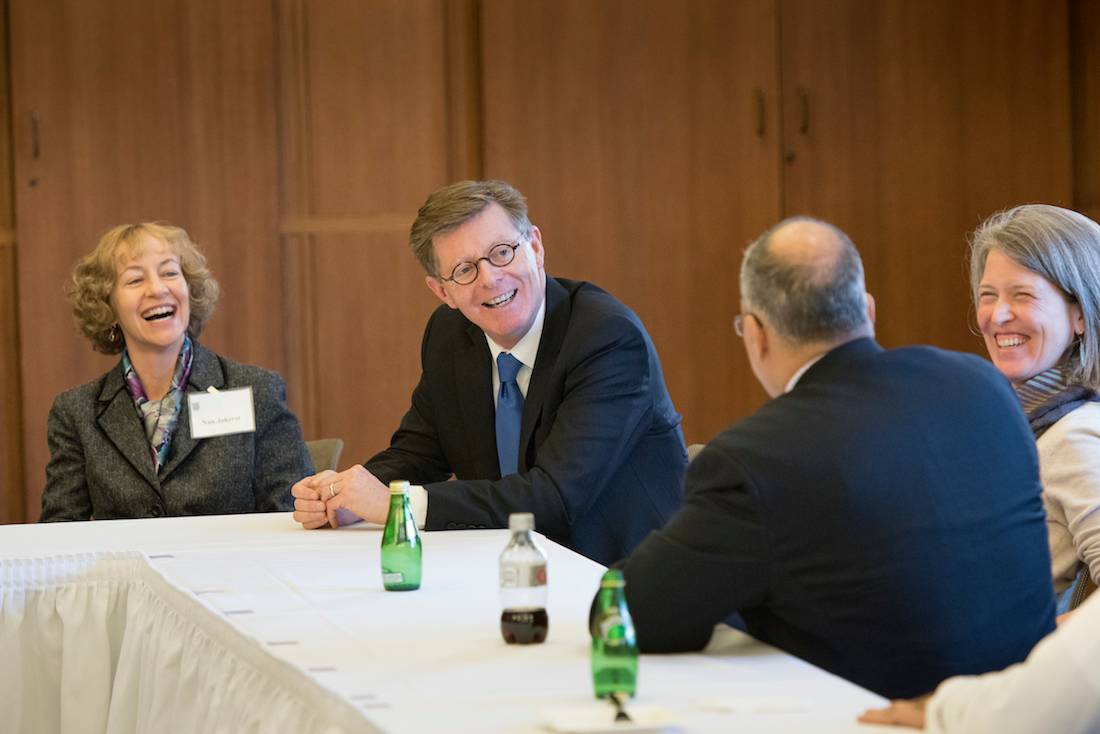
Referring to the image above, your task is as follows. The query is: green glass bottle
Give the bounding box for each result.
[380,480,421,591]
[591,569,638,698]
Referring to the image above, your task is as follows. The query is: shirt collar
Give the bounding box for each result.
[784,353,826,393]
[485,297,546,369]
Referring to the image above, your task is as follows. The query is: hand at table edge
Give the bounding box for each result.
[858,694,930,729]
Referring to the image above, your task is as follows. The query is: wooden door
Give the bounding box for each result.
[480,0,782,443]
[10,0,282,519]
[0,0,20,523]
[1071,0,1100,222]
[780,0,1073,354]
[274,0,477,468]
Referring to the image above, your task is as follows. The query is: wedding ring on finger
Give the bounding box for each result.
[329,483,337,499]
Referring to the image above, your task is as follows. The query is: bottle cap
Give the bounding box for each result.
[599,569,625,589]
[508,512,535,531]
[388,480,410,495]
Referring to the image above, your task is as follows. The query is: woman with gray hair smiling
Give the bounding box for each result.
[965,203,1100,612]
[858,204,1100,733]
[40,222,313,521]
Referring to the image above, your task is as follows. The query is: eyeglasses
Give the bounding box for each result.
[438,241,523,285]
[733,312,757,337]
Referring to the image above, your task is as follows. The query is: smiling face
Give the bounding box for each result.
[425,202,546,349]
[976,248,1085,384]
[109,235,191,358]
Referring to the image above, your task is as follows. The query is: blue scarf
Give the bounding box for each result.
[1015,364,1099,439]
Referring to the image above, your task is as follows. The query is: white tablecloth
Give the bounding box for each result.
[0,513,889,733]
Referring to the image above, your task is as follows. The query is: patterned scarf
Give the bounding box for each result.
[1015,364,1100,439]
[121,336,194,473]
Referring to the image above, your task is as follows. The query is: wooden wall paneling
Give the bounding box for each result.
[276,0,473,467]
[274,0,320,438]
[683,0,783,438]
[1071,0,1100,222]
[0,236,20,524]
[480,0,782,443]
[0,235,20,524]
[444,0,484,182]
[175,1,284,373]
[781,0,1073,355]
[309,232,439,464]
[10,0,282,520]
[0,0,24,523]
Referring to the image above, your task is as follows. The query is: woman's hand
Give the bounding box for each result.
[858,694,930,729]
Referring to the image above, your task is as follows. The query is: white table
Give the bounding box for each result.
[0,513,890,733]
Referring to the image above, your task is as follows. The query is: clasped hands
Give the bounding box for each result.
[292,464,391,529]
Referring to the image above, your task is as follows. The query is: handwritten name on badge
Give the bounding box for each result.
[188,387,256,439]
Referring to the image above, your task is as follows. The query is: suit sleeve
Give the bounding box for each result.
[251,371,313,512]
[40,396,94,522]
[619,443,770,652]
[364,313,454,486]
[424,312,663,538]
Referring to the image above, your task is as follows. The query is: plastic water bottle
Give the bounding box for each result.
[499,512,548,644]
[380,480,421,591]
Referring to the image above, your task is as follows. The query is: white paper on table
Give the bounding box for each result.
[539,704,679,733]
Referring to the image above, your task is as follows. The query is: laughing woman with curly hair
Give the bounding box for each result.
[41,222,313,521]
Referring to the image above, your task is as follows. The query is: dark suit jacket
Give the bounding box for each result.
[41,343,313,521]
[365,277,687,565]
[620,337,1056,699]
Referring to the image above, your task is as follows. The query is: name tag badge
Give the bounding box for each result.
[188,387,256,439]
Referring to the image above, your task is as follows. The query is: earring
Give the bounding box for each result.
[110,323,121,344]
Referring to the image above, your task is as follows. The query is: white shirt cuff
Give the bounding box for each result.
[408,484,428,529]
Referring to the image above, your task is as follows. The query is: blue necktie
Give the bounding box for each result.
[495,352,524,477]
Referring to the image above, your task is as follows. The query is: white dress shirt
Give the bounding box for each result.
[784,353,825,393]
[485,299,545,407]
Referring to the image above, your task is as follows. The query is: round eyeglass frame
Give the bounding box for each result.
[438,241,523,285]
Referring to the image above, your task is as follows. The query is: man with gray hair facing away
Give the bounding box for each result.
[614,217,1056,699]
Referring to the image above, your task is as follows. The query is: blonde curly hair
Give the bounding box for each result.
[68,222,219,354]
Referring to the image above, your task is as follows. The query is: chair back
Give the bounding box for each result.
[1070,565,1098,611]
[306,438,345,472]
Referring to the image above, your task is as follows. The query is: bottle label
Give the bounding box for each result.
[500,562,547,588]
[599,615,626,643]
[382,572,404,584]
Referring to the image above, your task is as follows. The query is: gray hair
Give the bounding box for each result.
[409,180,533,276]
[740,216,870,344]
[969,204,1100,389]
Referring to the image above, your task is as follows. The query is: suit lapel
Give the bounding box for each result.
[519,278,569,471]
[97,365,161,491]
[455,321,501,478]
[160,344,226,482]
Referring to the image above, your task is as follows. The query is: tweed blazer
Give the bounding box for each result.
[41,343,312,521]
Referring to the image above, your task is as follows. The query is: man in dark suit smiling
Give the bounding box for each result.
[292,180,686,565]
[615,216,1056,698]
